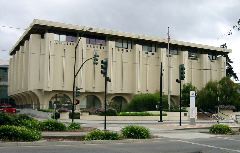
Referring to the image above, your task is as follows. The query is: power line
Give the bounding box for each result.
[0,50,8,52]
[0,25,26,30]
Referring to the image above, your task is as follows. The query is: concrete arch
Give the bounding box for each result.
[48,93,72,109]
[29,91,40,110]
[19,92,33,108]
[14,94,24,108]
[10,95,19,108]
[109,96,128,112]
[80,94,102,111]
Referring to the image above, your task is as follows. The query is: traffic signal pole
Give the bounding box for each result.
[100,58,110,130]
[177,64,185,126]
[104,75,107,130]
[72,53,99,123]
[158,62,163,122]
[179,80,182,126]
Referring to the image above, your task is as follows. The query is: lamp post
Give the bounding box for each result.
[72,28,94,123]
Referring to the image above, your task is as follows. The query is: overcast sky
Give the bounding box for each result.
[0,0,239,80]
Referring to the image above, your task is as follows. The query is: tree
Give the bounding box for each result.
[197,81,219,112]
[181,83,197,107]
[220,44,238,81]
[218,77,240,107]
[224,54,239,81]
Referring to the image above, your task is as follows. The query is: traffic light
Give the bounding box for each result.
[179,64,185,80]
[101,59,108,77]
[93,53,99,65]
[75,87,81,97]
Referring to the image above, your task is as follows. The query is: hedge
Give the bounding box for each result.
[121,125,151,139]
[209,124,233,134]
[40,120,67,131]
[0,125,41,141]
[85,130,120,140]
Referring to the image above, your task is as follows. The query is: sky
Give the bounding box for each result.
[0,0,239,81]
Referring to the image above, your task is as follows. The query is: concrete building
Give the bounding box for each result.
[8,19,230,110]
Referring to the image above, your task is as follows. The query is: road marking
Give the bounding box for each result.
[174,139,240,152]
[216,136,240,142]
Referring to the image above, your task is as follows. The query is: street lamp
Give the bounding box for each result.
[72,27,95,123]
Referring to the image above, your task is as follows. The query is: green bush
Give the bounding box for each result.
[17,114,34,121]
[0,113,39,128]
[69,112,80,119]
[121,125,151,139]
[181,83,197,107]
[0,125,41,141]
[68,122,81,130]
[38,109,54,113]
[85,130,120,140]
[209,124,233,134]
[0,112,14,125]
[19,119,42,130]
[126,93,168,112]
[40,120,66,131]
[118,112,167,116]
[99,108,118,116]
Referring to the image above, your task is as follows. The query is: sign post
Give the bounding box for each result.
[190,91,196,125]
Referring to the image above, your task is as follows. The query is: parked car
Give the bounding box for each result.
[0,104,16,113]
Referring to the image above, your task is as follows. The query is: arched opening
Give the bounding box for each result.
[110,96,128,112]
[81,95,101,112]
[49,93,72,110]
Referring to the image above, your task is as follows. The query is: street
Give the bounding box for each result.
[1,130,240,153]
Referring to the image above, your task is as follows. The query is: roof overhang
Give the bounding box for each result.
[10,19,232,55]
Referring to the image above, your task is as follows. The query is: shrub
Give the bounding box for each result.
[85,130,120,140]
[121,125,151,139]
[40,120,66,131]
[19,119,42,130]
[68,122,81,130]
[0,112,14,125]
[126,93,168,112]
[38,109,54,113]
[99,108,118,116]
[181,83,197,107]
[209,124,233,134]
[0,125,41,141]
[17,114,34,121]
[118,112,167,116]
[69,112,80,119]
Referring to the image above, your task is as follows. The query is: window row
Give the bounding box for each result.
[142,44,156,52]
[54,34,77,42]
[86,38,106,46]
[115,39,133,49]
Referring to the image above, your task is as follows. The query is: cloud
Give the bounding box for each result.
[0,0,239,78]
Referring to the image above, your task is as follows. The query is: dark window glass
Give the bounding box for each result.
[123,40,128,49]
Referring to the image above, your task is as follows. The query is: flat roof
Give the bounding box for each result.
[10,19,231,55]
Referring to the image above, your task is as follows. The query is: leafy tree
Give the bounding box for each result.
[218,77,240,106]
[224,54,239,81]
[181,83,197,107]
[197,81,219,112]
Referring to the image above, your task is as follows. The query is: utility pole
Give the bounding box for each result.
[158,62,163,122]
[167,27,171,111]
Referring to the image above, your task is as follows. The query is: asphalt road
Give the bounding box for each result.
[1,134,240,153]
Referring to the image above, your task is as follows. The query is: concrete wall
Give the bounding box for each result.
[9,32,226,109]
